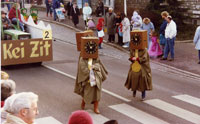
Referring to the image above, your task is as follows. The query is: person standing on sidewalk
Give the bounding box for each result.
[105,7,116,43]
[96,0,104,17]
[45,0,53,17]
[193,26,200,64]
[66,0,73,19]
[52,0,60,21]
[141,18,155,49]
[115,12,123,46]
[70,3,80,28]
[159,11,169,56]
[96,18,105,49]
[161,15,177,61]
[131,11,142,31]
[83,2,92,29]
[121,13,130,48]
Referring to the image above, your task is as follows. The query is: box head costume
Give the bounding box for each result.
[130,30,148,50]
[75,31,107,114]
[80,37,99,59]
[76,30,94,51]
[124,30,152,96]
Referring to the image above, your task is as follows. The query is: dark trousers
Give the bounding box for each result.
[108,35,115,42]
[118,33,123,45]
[46,4,52,15]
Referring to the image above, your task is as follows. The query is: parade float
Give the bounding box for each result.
[1,2,53,66]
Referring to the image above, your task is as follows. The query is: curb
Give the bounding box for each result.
[33,5,194,44]
[39,18,128,53]
[39,18,200,80]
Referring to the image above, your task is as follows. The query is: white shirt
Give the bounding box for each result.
[83,6,92,20]
[165,20,177,39]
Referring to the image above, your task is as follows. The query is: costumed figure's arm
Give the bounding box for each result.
[77,58,90,83]
[129,49,148,64]
[91,59,108,82]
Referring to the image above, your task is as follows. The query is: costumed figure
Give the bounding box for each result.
[125,31,152,100]
[21,8,29,21]
[96,18,105,49]
[74,36,108,114]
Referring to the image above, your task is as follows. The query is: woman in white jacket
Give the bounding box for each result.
[121,13,130,48]
[83,2,92,28]
[193,26,200,64]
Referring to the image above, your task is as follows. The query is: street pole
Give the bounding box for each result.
[124,0,127,15]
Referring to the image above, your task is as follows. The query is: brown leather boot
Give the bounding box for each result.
[94,101,100,114]
[81,99,85,110]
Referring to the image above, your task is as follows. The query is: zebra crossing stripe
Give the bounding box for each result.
[109,103,169,124]
[86,110,109,124]
[144,99,200,124]
[172,94,200,108]
[35,116,62,124]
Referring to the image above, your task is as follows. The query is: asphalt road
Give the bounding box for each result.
[2,22,200,124]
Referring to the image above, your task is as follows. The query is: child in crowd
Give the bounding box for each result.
[148,31,163,58]
[87,17,96,30]
[96,18,104,49]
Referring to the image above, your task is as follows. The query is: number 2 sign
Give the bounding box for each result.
[43,30,52,40]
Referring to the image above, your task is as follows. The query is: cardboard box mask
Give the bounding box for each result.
[130,30,147,50]
[81,37,99,59]
[76,30,94,51]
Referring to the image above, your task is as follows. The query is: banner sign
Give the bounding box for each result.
[1,39,53,66]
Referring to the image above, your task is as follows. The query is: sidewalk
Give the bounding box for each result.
[33,5,200,75]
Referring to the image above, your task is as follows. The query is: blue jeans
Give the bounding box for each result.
[164,37,175,59]
[198,50,200,61]
[12,18,25,31]
[6,4,11,11]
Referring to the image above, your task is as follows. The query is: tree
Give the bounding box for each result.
[144,0,189,30]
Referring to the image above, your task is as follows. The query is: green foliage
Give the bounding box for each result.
[143,0,194,40]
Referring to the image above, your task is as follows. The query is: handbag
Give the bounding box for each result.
[98,30,104,37]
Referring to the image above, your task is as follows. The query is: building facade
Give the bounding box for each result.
[114,0,200,25]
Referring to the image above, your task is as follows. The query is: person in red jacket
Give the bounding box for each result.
[96,18,104,49]
[8,3,25,31]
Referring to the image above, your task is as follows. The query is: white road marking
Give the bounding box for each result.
[109,103,170,124]
[35,116,62,124]
[43,65,131,102]
[144,99,200,124]
[86,110,109,124]
[172,94,200,108]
